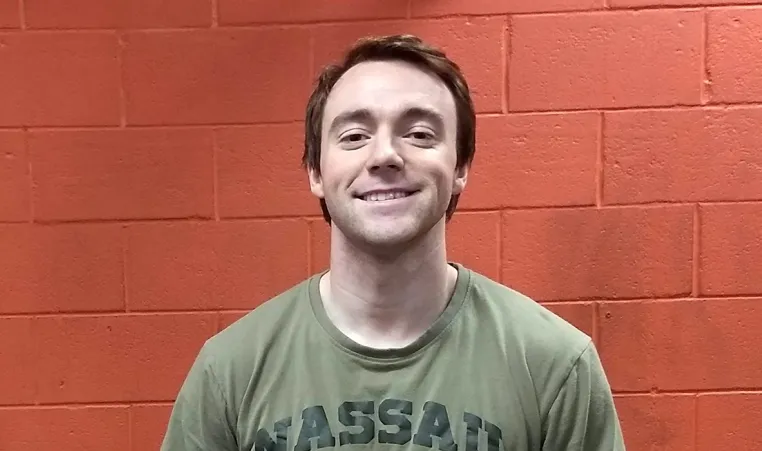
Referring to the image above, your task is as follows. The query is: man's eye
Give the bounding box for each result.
[406,130,436,145]
[338,132,369,149]
[344,133,366,142]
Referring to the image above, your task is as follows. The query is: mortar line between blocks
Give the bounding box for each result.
[215,311,223,333]
[212,132,220,222]
[128,404,134,451]
[17,0,25,29]
[503,16,512,114]
[116,33,127,128]
[122,225,130,312]
[211,0,219,27]
[596,112,605,208]
[700,8,710,105]
[692,204,701,296]
[693,393,699,450]
[24,128,33,223]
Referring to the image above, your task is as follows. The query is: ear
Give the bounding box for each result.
[308,168,325,199]
[452,164,468,195]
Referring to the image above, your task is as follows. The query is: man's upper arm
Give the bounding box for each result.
[161,344,238,451]
[542,341,626,451]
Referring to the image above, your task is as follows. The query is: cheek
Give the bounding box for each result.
[319,152,340,182]
[429,160,457,187]
[323,152,365,188]
[319,170,341,193]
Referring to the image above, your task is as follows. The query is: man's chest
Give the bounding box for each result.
[232,360,542,451]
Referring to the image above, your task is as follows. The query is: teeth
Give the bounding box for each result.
[363,191,411,202]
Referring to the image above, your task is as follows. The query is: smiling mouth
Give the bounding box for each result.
[356,190,418,202]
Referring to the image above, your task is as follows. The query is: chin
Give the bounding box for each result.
[354,217,439,251]
[329,201,447,251]
[360,230,416,248]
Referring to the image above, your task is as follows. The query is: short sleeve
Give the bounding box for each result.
[161,345,239,451]
[541,342,626,451]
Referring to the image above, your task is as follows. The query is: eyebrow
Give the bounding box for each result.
[327,106,446,135]
[401,107,446,130]
[328,108,374,135]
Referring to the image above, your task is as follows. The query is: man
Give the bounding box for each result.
[161,35,626,451]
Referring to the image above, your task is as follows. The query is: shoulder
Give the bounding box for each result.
[196,274,316,375]
[465,267,591,352]
[461,266,594,402]
[161,279,317,450]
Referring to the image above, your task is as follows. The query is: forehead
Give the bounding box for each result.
[322,60,456,128]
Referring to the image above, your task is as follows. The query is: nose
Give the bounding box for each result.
[366,134,404,172]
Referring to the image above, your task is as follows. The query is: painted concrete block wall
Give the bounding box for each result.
[1,1,761,449]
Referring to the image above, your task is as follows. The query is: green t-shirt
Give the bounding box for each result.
[161,263,626,451]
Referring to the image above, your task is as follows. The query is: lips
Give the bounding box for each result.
[355,189,418,202]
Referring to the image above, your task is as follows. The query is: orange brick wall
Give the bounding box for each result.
[1,1,761,450]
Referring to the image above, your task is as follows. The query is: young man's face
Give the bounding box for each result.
[309,59,467,251]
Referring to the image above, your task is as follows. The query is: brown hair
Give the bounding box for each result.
[302,34,476,224]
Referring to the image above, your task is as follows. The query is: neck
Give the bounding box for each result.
[319,220,458,350]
